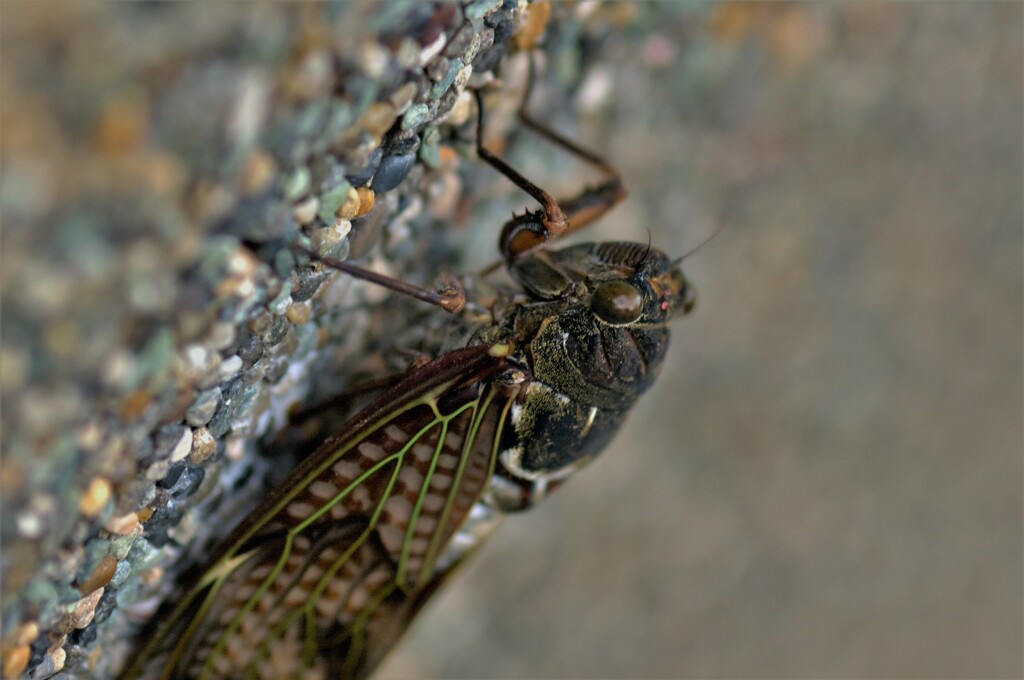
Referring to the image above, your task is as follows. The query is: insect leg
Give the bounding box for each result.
[474,56,627,261]
[295,245,465,313]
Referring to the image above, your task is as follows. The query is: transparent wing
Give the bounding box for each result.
[124,345,515,680]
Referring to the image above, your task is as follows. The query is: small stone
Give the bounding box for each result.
[31,646,65,678]
[69,588,105,629]
[154,425,192,463]
[292,196,320,225]
[285,299,313,325]
[318,180,354,224]
[426,55,452,82]
[283,166,312,202]
[335,186,363,220]
[268,286,292,315]
[389,81,419,115]
[431,59,464,99]
[3,644,30,679]
[145,458,171,482]
[465,0,502,20]
[157,463,206,500]
[237,334,264,368]
[108,524,142,560]
[76,556,116,596]
[355,186,375,218]
[358,101,398,138]
[217,355,244,382]
[418,126,442,169]
[16,622,39,646]
[515,0,552,50]
[345,146,383,188]
[418,32,448,67]
[205,322,236,351]
[104,512,139,535]
[373,152,417,191]
[401,103,431,131]
[185,387,221,427]
[189,427,217,464]
[262,316,290,346]
[248,311,273,336]
[239,149,277,196]
[309,221,351,261]
[225,436,246,461]
[78,477,112,518]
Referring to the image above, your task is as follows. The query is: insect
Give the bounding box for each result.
[122,64,697,680]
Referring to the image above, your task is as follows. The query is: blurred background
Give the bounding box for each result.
[382,3,1023,678]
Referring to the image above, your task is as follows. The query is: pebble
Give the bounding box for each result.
[285,299,313,325]
[185,387,221,427]
[358,101,398,138]
[189,427,217,464]
[465,0,502,20]
[104,512,139,536]
[401,102,431,130]
[31,647,65,679]
[355,186,375,217]
[77,478,112,518]
[154,425,192,463]
[76,556,116,596]
[335,186,363,220]
[372,152,417,191]
[283,166,312,202]
[3,645,31,679]
[317,180,354,224]
[239,149,277,196]
[217,355,244,382]
[418,32,448,67]
[292,196,320,225]
[388,82,419,115]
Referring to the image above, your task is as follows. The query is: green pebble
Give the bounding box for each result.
[318,180,352,224]
[402,103,430,131]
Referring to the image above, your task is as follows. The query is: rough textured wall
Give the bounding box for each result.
[1,1,599,677]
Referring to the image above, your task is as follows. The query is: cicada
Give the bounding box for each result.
[122,73,697,680]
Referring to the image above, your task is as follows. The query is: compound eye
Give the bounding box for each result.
[591,281,644,324]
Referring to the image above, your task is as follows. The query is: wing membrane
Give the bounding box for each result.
[124,345,515,680]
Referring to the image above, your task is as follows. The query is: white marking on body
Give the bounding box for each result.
[249,565,272,581]
[357,440,386,460]
[281,586,308,607]
[445,430,464,449]
[422,493,445,513]
[332,459,361,480]
[286,501,316,520]
[349,484,372,509]
[384,494,412,523]
[385,424,407,441]
[437,453,458,469]
[412,442,435,463]
[415,514,437,533]
[376,524,405,554]
[397,466,424,491]
[309,480,338,500]
[428,472,452,490]
[347,586,369,611]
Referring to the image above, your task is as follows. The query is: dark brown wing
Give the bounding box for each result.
[122,344,518,680]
